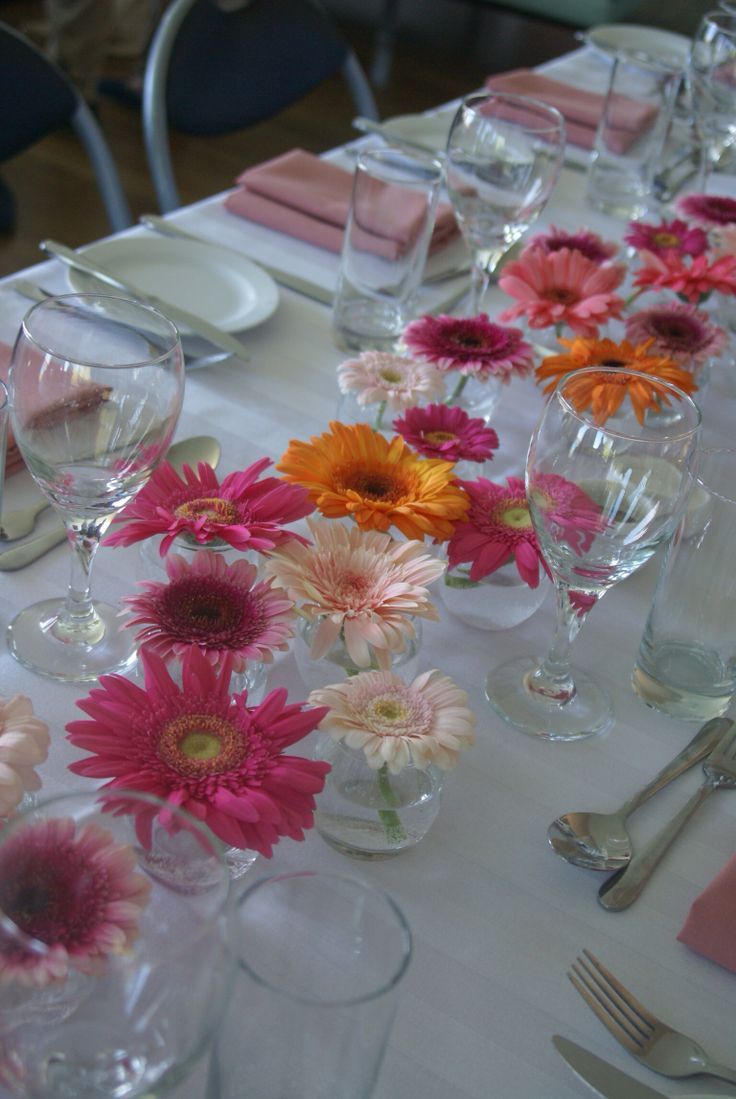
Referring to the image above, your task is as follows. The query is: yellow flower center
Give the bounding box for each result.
[379,368,403,383]
[653,231,680,247]
[371,698,409,722]
[158,714,245,776]
[175,497,238,523]
[502,504,532,529]
[424,430,457,445]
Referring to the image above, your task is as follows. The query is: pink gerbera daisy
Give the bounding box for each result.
[122,551,295,673]
[625,302,727,366]
[309,668,476,774]
[392,403,499,463]
[624,218,709,258]
[632,249,736,304]
[528,472,606,556]
[525,225,618,264]
[337,350,444,411]
[66,646,330,859]
[498,248,627,336]
[402,313,534,382]
[103,458,313,556]
[0,695,50,818]
[675,192,736,226]
[263,518,444,669]
[0,817,150,988]
[447,476,550,587]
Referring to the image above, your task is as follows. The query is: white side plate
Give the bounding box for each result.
[585,23,691,67]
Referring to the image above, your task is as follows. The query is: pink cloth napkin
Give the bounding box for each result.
[0,342,24,476]
[484,69,658,153]
[224,148,459,258]
[678,853,736,973]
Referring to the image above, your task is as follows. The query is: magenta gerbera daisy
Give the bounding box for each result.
[525,225,618,264]
[624,302,726,366]
[66,646,330,858]
[393,402,499,464]
[675,192,736,227]
[402,313,534,382]
[122,550,295,672]
[446,476,550,587]
[103,457,314,555]
[528,472,606,556]
[0,817,150,988]
[624,218,709,258]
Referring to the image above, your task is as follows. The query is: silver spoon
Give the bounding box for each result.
[547,716,733,871]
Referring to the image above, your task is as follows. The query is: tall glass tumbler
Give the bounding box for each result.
[633,447,736,721]
[207,870,412,1099]
[332,146,443,353]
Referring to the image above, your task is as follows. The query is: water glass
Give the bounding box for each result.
[586,48,682,219]
[332,146,443,352]
[633,448,736,721]
[207,870,412,1099]
[0,378,8,509]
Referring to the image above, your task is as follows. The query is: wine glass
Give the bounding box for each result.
[444,90,566,314]
[485,367,701,742]
[0,788,234,1099]
[6,293,185,682]
[689,9,736,184]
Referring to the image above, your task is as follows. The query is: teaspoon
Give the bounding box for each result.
[547,716,733,871]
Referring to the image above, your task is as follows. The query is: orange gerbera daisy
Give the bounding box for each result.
[277,421,469,541]
[535,336,697,425]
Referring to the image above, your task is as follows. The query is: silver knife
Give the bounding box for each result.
[553,1036,667,1098]
[0,525,67,570]
[139,214,334,307]
[352,115,442,156]
[39,239,250,362]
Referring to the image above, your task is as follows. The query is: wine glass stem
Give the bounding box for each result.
[525,583,590,705]
[52,521,105,644]
[469,247,506,314]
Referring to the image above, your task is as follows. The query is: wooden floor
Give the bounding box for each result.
[0,0,708,279]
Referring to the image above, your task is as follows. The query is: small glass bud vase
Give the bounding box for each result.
[294,616,423,691]
[139,533,259,575]
[444,373,502,423]
[439,559,549,631]
[336,391,393,434]
[313,735,443,859]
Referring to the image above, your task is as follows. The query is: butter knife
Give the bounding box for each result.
[39,239,250,362]
[0,525,67,570]
[139,214,334,307]
[553,1036,667,1098]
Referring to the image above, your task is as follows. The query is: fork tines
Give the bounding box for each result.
[567,949,654,1053]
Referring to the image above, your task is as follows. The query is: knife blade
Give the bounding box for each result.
[0,525,67,570]
[139,214,334,307]
[553,1036,668,1098]
[39,239,250,363]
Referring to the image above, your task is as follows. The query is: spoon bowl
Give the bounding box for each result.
[548,812,632,872]
[166,434,221,473]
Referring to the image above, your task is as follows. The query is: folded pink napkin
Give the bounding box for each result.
[678,854,736,973]
[224,148,459,258]
[0,342,24,476]
[485,69,658,153]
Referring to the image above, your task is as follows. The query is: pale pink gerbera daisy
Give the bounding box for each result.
[0,817,150,988]
[525,224,619,264]
[337,350,444,411]
[499,248,627,336]
[675,192,736,227]
[309,669,476,774]
[264,518,444,669]
[710,223,736,258]
[103,458,313,556]
[0,696,50,818]
[625,302,726,367]
[67,646,330,858]
[624,218,709,258]
[393,403,499,464]
[402,313,534,382]
[122,551,295,673]
[632,249,736,304]
[447,476,550,587]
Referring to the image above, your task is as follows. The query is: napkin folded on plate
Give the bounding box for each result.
[678,853,736,973]
[224,148,459,258]
[0,342,24,476]
[484,69,658,154]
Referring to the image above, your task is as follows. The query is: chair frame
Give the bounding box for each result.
[143,0,379,213]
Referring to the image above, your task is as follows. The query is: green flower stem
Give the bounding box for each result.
[377,763,408,844]
[444,568,480,589]
[447,374,469,404]
[373,400,387,431]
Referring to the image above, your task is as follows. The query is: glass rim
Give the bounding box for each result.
[0,377,8,412]
[553,365,702,443]
[460,89,566,134]
[235,869,413,1007]
[19,292,182,370]
[355,143,444,182]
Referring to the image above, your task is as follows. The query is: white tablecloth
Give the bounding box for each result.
[1,125,735,1099]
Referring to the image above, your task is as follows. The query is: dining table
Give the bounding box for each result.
[1,42,736,1099]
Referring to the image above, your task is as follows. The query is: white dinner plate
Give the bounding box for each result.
[584,23,691,68]
[66,235,280,336]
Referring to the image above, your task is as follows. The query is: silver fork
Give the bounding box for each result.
[569,949,736,1086]
[598,723,736,910]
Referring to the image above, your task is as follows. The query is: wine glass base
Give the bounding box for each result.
[7,598,138,682]
[484,655,614,741]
